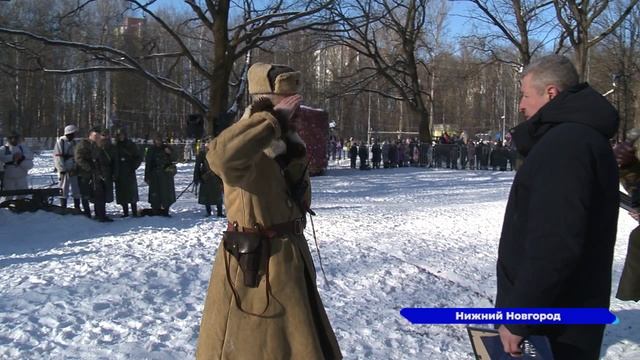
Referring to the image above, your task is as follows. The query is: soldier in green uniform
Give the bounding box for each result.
[74,127,114,222]
[144,134,176,216]
[114,128,142,217]
[193,140,224,217]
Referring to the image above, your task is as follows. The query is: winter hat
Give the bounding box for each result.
[64,124,78,135]
[248,63,302,96]
[89,126,103,134]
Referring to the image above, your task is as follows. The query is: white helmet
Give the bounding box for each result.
[64,125,78,135]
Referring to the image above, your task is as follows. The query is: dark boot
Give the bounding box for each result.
[95,201,112,222]
[216,204,225,218]
[73,198,81,209]
[121,204,129,217]
[161,208,171,217]
[82,199,91,218]
[205,205,212,217]
[60,198,67,208]
[131,203,138,217]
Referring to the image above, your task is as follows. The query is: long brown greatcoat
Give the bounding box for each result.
[197,108,342,360]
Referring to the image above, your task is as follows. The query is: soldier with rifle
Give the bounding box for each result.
[75,126,113,222]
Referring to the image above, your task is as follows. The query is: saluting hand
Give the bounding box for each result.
[274,94,302,132]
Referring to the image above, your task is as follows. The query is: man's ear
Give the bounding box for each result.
[546,85,560,100]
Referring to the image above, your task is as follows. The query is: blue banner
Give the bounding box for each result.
[400,308,618,325]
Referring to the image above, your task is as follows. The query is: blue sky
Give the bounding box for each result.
[150,0,477,40]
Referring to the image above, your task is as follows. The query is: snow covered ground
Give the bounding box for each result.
[0,152,638,359]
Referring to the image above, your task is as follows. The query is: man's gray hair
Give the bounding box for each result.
[521,55,579,94]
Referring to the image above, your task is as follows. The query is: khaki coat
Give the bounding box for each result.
[197,108,342,360]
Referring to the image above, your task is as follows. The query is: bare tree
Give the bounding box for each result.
[0,0,338,135]
[327,0,435,142]
[590,2,640,138]
[553,0,640,81]
[458,0,554,67]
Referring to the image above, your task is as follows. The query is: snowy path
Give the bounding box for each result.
[0,154,638,359]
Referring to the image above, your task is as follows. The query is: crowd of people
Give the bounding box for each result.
[0,125,224,221]
[334,136,519,171]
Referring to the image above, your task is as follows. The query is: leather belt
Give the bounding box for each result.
[227,217,305,237]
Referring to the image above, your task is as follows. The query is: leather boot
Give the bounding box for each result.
[82,199,91,218]
[131,203,138,217]
[216,204,225,218]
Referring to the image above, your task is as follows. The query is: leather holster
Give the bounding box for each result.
[222,231,265,288]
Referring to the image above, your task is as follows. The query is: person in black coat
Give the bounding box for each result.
[349,142,358,169]
[194,141,224,217]
[358,143,369,170]
[490,141,508,171]
[496,55,619,360]
[371,140,382,169]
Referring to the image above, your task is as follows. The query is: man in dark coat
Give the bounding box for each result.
[477,141,490,169]
[144,134,176,216]
[114,128,142,217]
[388,141,398,168]
[371,140,382,169]
[358,142,369,170]
[75,127,114,222]
[490,141,508,171]
[496,55,619,359]
[193,140,224,217]
[349,142,358,169]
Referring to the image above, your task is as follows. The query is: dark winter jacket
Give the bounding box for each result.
[194,150,223,206]
[101,140,116,203]
[371,143,382,163]
[115,139,142,204]
[349,144,358,160]
[496,83,619,354]
[358,144,369,161]
[145,144,177,209]
[75,139,114,201]
[75,139,109,180]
